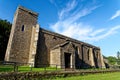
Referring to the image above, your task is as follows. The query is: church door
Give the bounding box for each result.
[64,53,71,68]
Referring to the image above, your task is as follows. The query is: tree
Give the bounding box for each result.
[0,19,11,61]
[117,51,120,65]
[107,56,117,65]
[117,51,120,59]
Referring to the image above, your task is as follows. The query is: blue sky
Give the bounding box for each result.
[0,0,120,57]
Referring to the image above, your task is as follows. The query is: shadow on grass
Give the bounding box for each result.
[0,65,13,72]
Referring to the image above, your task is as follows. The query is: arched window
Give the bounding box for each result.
[21,25,25,31]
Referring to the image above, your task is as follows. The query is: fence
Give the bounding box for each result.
[0,61,120,72]
[0,61,62,72]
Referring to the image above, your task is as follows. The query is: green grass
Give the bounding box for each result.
[0,65,60,72]
[18,66,58,72]
[0,65,14,72]
[55,72,120,80]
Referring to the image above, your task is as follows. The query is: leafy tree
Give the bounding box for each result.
[0,19,11,61]
[117,51,120,59]
[117,51,120,65]
[107,56,117,65]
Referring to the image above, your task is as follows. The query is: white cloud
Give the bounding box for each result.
[87,25,120,41]
[50,0,120,42]
[61,23,93,38]
[58,0,77,20]
[90,29,105,37]
[110,10,120,20]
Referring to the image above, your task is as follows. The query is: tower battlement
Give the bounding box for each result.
[18,6,38,17]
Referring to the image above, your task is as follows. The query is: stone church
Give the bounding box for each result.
[5,6,105,69]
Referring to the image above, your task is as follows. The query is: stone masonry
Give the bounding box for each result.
[5,6,105,69]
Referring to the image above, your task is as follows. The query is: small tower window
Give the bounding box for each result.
[87,49,90,60]
[21,25,25,31]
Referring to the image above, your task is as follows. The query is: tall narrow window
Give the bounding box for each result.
[21,25,24,31]
[87,49,90,60]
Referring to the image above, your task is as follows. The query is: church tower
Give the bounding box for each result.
[5,6,39,65]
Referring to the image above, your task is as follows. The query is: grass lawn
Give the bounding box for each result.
[55,72,120,80]
[0,65,14,72]
[0,65,60,72]
[18,66,59,72]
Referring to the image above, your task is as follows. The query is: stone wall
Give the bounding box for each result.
[35,28,104,68]
[1,70,120,80]
[35,29,66,67]
[50,48,61,68]
[28,24,39,66]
